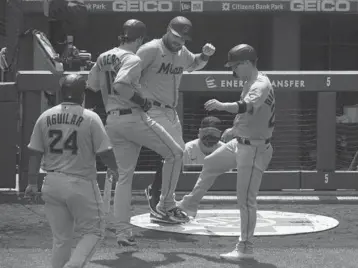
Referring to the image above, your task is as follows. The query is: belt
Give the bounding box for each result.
[236,137,270,146]
[152,100,172,109]
[107,108,133,116]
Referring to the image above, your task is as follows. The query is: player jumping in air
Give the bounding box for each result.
[177,44,275,261]
[139,16,216,225]
[24,74,119,268]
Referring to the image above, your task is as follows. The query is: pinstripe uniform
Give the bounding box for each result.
[28,103,111,268]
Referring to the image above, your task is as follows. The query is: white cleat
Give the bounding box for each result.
[220,249,254,261]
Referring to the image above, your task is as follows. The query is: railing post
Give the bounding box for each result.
[317,92,336,171]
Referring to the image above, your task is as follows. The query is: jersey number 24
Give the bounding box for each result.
[49,129,78,155]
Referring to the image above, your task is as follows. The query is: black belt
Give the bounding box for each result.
[107,108,133,116]
[237,137,270,145]
[153,100,172,109]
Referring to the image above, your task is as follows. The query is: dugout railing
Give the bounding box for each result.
[1,70,358,192]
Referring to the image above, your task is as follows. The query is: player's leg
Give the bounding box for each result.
[106,118,141,246]
[41,174,75,268]
[132,112,184,223]
[144,158,163,212]
[222,143,273,260]
[178,139,237,217]
[63,178,105,268]
[145,108,185,212]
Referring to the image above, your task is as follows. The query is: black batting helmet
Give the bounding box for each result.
[60,73,86,101]
[168,16,193,41]
[224,44,257,68]
[122,19,147,42]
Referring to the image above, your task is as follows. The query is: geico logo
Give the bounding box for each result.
[113,1,173,12]
[290,0,350,11]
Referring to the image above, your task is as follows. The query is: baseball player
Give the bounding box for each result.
[87,19,189,246]
[139,16,216,217]
[177,44,275,261]
[183,116,225,165]
[24,74,119,268]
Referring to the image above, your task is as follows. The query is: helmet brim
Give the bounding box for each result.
[169,28,192,41]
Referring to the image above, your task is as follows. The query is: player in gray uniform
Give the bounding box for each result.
[177,44,275,261]
[24,74,119,268]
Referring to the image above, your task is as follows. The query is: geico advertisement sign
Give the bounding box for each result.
[113,1,173,12]
[290,0,351,12]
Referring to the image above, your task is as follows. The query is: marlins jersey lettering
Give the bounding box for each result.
[233,73,275,140]
[28,103,112,180]
[87,48,143,112]
[183,139,225,165]
[137,39,196,107]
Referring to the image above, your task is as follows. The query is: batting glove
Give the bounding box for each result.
[202,43,216,57]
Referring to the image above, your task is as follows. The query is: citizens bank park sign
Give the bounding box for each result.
[22,0,358,13]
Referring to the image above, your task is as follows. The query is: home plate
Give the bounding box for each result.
[130,210,339,236]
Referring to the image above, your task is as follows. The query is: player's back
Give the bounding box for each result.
[234,74,275,140]
[39,103,100,180]
[96,47,140,112]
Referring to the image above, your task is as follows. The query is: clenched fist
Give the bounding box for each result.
[202,43,216,57]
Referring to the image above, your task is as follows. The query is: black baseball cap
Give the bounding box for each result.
[123,19,147,41]
[168,16,192,41]
[225,44,257,67]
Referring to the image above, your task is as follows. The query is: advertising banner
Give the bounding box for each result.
[179,71,358,92]
[22,0,358,14]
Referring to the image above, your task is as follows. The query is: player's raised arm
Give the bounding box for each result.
[136,41,158,72]
[87,61,101,92]
[184,44,216,72]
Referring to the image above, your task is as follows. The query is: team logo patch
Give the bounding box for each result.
[131,210,339,236]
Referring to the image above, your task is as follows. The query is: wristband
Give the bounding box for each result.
[200,53,210,61]
[130,92,145,106]
[236,101,247,114]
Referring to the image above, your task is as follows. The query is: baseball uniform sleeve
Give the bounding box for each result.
[136,42,158,71]
[113,54,141,86]
[28,116,44,153]
[90,112,113,154]
[182,46,196,72]
[243,79,271,114]
[87,61,101,92]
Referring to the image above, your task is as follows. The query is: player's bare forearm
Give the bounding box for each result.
[27,149,43,185]
[187,53,209,72]
[97,149,118,171]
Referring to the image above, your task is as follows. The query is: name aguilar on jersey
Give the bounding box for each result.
[46,113,84,127]
[156,62,184,75]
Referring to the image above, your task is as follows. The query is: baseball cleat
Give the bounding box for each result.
[152,206,190,224]
[220,249,254,261]
[116,230,136,247]
[176,200,197,218]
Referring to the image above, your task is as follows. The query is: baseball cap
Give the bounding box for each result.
[200,116,222,137]
[224,44,257,67]
[123,19,147,41]
[168,16,192,41]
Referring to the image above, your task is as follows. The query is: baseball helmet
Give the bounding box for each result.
[168,16,193,41]
[123,19,147,41]
[60,73,86,100]
[224,44,257,67]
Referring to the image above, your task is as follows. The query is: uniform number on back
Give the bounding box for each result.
[264,89,275,128]
[105,71,116,95]
[49,129,78,155]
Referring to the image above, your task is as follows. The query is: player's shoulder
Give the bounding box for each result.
[137,39,161,53]
[185,138,200,149]
[122,52,141,64]
[252,73,272,90]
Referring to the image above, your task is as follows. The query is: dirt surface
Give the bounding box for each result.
[1,201,358,268]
